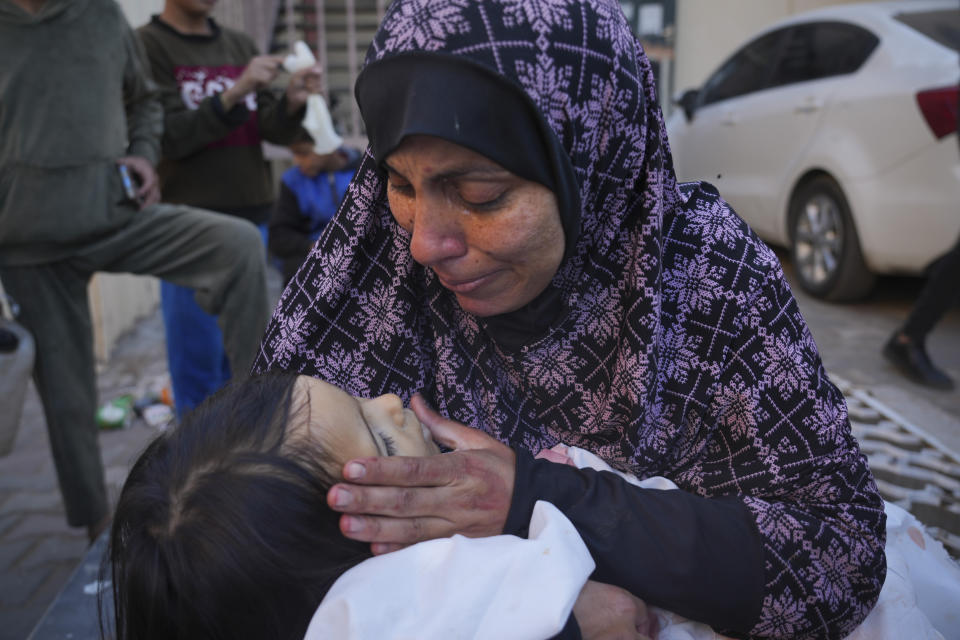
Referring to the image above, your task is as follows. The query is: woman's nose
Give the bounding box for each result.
[408,198,468,267]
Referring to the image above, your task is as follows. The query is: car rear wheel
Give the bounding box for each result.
[789,175,875,301]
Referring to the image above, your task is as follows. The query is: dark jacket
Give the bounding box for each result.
[0,0,161,266]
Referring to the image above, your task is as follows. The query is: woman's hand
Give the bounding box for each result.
[574,581,658,640]
[326,394,516,554]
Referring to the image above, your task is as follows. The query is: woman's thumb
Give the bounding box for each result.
[410,394,485,451]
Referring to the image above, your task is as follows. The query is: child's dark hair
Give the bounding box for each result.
[100,371,372,640]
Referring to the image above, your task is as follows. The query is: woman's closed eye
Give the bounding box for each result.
[387,177,414,197]
[454,181,509,211]
[386,168,508,211]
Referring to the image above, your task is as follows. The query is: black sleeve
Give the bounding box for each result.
[551,614,582,640]
[268,182,315,261]
[504,451,765,635]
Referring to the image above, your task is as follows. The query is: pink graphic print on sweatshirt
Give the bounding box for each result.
[175,64,261,149]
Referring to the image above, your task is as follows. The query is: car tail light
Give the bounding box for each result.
[916,86,958,139]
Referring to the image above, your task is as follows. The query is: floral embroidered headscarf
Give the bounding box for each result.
[256,2,888,637]
[256,0,688,471]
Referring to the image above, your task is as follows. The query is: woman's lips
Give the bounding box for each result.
[436,270,500,294]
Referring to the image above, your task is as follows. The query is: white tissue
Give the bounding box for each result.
[303,94,343,154]
[283,41,343,155]
[283,41,316,74]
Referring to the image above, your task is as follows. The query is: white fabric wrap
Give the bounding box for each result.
[304,501,594,640]
[304,446,960,640]
[566,447,959,640]
[282,41,343,154]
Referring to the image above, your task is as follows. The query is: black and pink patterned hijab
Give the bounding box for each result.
[256,0,787,477]
[257,4,889,632]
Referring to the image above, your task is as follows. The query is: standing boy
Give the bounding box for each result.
[137,0,321,416]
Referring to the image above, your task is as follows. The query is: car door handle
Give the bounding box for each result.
[720,111,738,126]
[795,99,823,114]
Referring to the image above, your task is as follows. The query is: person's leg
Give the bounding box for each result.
[160,280,230,417]
[158,215,269,416]
[901,237,960,342]
[0,263,109,536]
[884,236,960,389]
[82,204,269,380]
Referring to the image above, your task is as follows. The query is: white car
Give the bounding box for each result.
[666,1,959,300]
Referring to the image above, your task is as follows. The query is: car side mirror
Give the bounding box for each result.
[675,89,700,123]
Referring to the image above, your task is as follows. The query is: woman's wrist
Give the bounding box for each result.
[502,448,542,536]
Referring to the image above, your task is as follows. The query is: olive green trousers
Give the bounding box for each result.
[0,204,269,527]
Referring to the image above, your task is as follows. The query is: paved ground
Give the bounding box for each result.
[0,257,957,639]
[0,310,168,640]
[776,248,960,457]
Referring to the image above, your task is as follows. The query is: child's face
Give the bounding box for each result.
[292,376,441,472]
[291,142,346,178]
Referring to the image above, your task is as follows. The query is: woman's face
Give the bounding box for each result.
[384,135,565,317]
[292,376,440,472]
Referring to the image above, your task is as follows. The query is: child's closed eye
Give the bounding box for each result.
[380,434,397,456]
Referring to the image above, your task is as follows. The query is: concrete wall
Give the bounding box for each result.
[673,0,868,94]
[119,0,163,28]
[88,274,160,363]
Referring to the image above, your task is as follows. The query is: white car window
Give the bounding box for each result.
[770,22,878,88]
[699,28,788,107]
[895,9,960,52]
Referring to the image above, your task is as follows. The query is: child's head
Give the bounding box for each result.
[104,371,438,640]
[291,373,440,463]
[289,128,354,178]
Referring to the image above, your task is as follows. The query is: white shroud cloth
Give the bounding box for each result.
[305,447,960,640]
[304,501,594,640]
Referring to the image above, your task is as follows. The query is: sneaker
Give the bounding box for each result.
[883,333,954,391]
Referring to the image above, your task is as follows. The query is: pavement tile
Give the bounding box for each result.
[0,564,52,607]
[0,603,49,640]
[4,514,82,543]
[0,472,56,493]
[0,513,21,537]
[27,563,79,611]
[837,374,960,556]
[0,490,63,517]
[0,448,50,476]
[0,538,35,573]
[20,536,87,571]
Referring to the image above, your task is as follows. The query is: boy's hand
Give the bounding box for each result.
[285,64,323,113]
[221,55,283,110]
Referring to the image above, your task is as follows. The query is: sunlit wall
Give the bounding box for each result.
[117,0,163,29]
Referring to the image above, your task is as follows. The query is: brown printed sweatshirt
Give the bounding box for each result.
[137,16,304,218]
